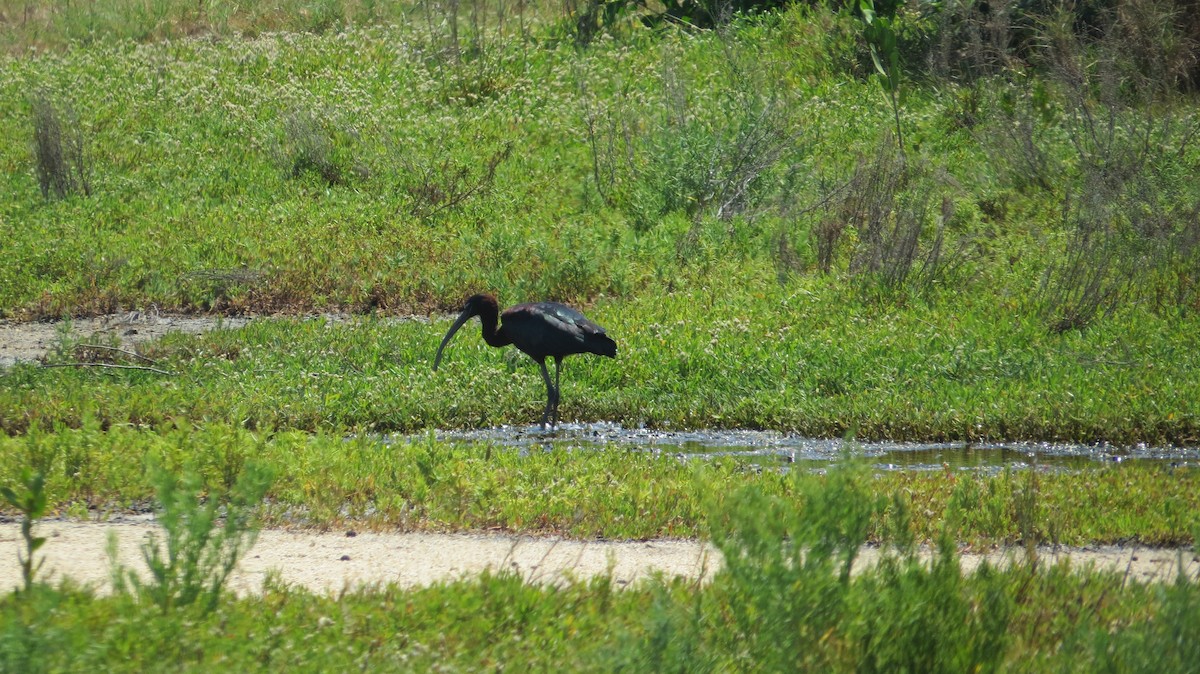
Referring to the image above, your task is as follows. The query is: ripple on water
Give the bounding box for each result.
[411,423,1200,473]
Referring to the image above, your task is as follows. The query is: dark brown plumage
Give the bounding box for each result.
[433,294,617,428]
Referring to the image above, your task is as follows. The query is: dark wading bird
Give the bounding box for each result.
[433,293,617,428]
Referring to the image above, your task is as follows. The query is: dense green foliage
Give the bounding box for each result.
[2,0,1198,441]
[1,561,1194,672]
[3,0,1196,317]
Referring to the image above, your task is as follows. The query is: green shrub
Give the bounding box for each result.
[0,469,48,592]
[273,107,366,187]
[112,460,273,615]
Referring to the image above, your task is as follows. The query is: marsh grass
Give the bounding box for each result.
[1,2,1198,336]
[604,38,804,229]
[966,4,1200,331]
[812,141,973,297]
[396,141,513,220]
[273,106,366,187]
[0,421,1195,544]
[5,274,1197,444]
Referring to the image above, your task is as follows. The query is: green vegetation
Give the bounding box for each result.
[2,457,1198,672]
[0,469,48,592]
[1,0,1197,442]
[3,563,1196,672]
[1,422,1196,545]
[113,461,273,614]
[2,0,1199,668]
[2,298,1197,443]
[3,0,1196,323]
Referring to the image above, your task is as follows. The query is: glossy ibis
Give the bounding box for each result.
[433,293,617,428]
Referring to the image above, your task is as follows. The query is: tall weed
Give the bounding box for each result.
[29,90,91,200]
[808,140,972,297]
[978,75,1060,193]
[272,106,367,187]
[112,460,273,614]
[622,456,1021,670]
[582,34,804,230]
[926,0,1017,80]
[703,457,881,670]
[1033,6,1200,330]
[851,533,1013,673]
[1,469,48,592]
[395,142,512,221]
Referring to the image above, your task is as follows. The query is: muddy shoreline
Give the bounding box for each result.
[0,312,256,367]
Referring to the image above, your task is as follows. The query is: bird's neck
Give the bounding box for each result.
[478,305,511,348]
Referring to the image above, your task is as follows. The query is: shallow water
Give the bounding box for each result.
[423,422,1200,472]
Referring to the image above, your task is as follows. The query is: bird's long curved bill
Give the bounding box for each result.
[433,310,473,371]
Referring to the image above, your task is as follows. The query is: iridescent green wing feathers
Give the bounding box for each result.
[502,302,617,359]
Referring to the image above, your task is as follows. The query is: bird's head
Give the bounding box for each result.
[433,293,500,371]
[461,293,498,316]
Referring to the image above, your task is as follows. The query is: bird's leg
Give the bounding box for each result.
[551,357,563,427]
[537,360,556,429]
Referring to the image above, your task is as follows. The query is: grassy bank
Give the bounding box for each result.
[2,2,1196,324]
[1,422,1196,545]
[3,284,1198,443]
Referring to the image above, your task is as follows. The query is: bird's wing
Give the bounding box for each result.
[504,303,582,336]
[501,302,609,355]
[535,302,607,334]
